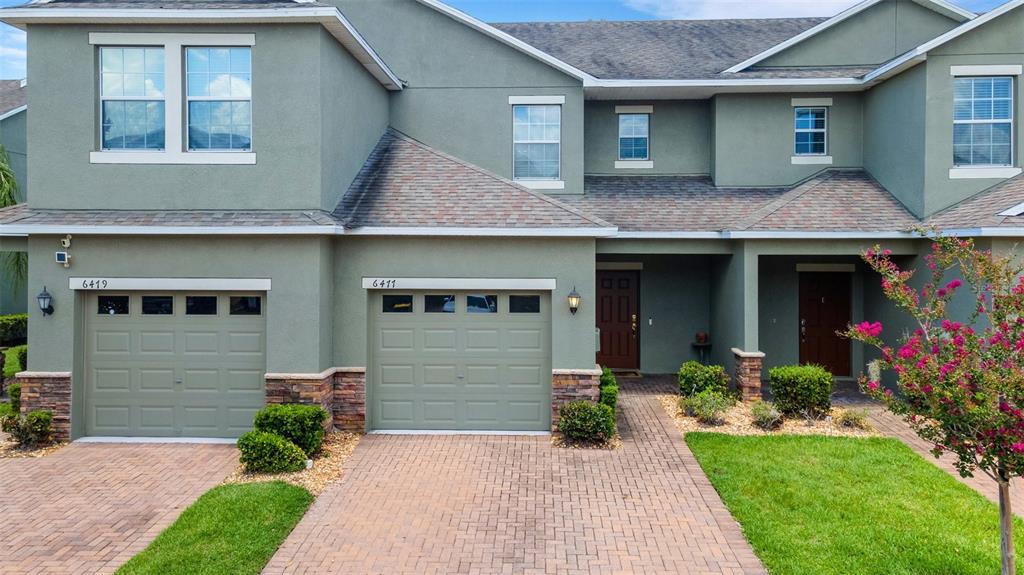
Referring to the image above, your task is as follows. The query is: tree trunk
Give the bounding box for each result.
[1000,478,1016,575]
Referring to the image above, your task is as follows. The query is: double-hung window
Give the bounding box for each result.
[794,107,827,155]
[618,114,649,160]
[954,76,1013,167]
[100,47,166,150]
[512,104,560,181]
[186,47,252,151]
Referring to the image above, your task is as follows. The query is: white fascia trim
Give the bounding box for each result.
[949,166,1022,179]
[912,0,978,21]
[89,151,257,165]
[940,227,1024,237]
[343,226,617,238]
[516,180,566,190]
[584,77,863,88]
[69,277,271,291]
[0,224,336,236]
[865,0,1024,83]
[611,231,723,239]
[361,277,557,290]
[724,230,917,239]
[998,201,1024,216]
[791,155,834,165]
[792,97,833,107]
[508,95,565,105]
[0,104,26,122]
[950,64,1023,76]
[0,7,403,90]
[615,105,653,114]
[412,0,593,82]
[614,160,654,169]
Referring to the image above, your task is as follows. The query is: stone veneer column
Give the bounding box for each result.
[15,371,72,441]
[551,367,601,431]
[332,368,366,432]
[264,370,336,431]
[731,348,765,402]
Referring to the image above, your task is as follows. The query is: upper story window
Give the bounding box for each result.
[618,113,649,160]
[954,76,1013,167]
[186,47,252,151]
[100,47,166,150]
[512,104,560,181]
[794,107,827,155]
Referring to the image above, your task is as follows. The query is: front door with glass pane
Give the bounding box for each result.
[370,291,552,431]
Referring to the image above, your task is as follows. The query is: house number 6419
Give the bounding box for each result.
[371,279,397,288]
[81,279,109,289]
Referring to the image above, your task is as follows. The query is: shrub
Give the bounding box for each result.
[599,383,619,412]
[681,388,734,425]
[558,400,616,442]
[835,408,871,430]
[600,366,617,388]
[16,346,26,373]
[768,364,833,416]
[0,314,27,346]
[253,404,328,457]
[237,430,307,473]
[7,382,20,413]
[5,409,53,447]
[750,400,783,430]
[678,361,729,396]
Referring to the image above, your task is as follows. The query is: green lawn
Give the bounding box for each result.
[686,433,1024,575]
[4,345,25,378]
[116,481,313,575]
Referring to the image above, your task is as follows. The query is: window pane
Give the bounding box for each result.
[102,100,164,150]
[98,295,129,315]
[424,295,456,313]
[513,105,560,180]
[142,296,173,315]
[230,296,261,315]
[383,295,413,313]
[509,295,540,313]
[185,47,252,151]
[467,295,498,313]
[186,296,217,315]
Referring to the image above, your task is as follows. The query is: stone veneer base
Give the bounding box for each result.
[731,348,765,402]
[264,367,366,433]
[15,371,72,442]
[551,367,602,431]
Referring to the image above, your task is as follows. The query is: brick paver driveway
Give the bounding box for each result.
[266,379,765,575]
[0,442,237,575]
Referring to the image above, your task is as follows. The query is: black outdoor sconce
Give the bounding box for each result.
[37,286,54,316]
[567,286,581,315]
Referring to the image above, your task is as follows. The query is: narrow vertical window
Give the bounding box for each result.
[512,105,560,180]
[186,47,252,151]
[794,107,827,156]
[618,114,649,160]
[954,76,1013,167]
[100,47,165,150]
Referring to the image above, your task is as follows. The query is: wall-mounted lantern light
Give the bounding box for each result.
[37,286,54,316]
[567,286,581,315]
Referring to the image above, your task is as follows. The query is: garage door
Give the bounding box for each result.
[371,291,551,431]
[84,292,266,437]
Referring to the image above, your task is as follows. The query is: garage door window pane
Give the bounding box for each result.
[186,296,218,315]
[141,296,173,315]
[230,296,261,315]
[467,294,498,313]
[509,295,540,313]
[383,295,413,313]
[98,295,129,315]
[424,295,456,313]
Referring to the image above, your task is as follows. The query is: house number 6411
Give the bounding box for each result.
[371,279,397,288]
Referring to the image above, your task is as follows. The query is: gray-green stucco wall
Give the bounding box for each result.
[762,0,959,68]
[864,64,927,216]
[333,0,586,194]
[584,101,710,176]
[712,93,863,187]
[333,237,597,369]
[26,23,386,211]
[0,109,27,315]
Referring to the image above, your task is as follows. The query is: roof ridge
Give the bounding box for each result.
[335,130,396,228]
[732,169,839,230]
[386,129,614,229]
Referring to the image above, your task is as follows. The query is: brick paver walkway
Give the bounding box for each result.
[265,379,765,575]
[0,443,237,575]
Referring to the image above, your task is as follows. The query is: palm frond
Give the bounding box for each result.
[0,145,21,208]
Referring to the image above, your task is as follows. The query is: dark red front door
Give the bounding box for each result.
[799,272,852,377]
[596,271,639,369]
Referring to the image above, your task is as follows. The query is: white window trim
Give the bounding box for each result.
[952,75,1015,170]
[615,105,653,114]
[88,32,256,165]
[791,97,833,107]
[791,155,833,165]
[617,112,650,162]
[517,180,566,190]
[511,103,562,185]
[508,95,565,105]
[794,106,828,156]
[950,65,1023,77]
[949,166,1022,179]
[615,160,654,169]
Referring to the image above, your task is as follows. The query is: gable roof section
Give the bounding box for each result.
[0,0,404,90]
[335,129,614,235]
[725,0,975,73]
[927,174,1024,231]
[0,79,27,120]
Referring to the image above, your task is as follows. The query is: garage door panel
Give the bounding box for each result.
[465,401,499,424]
[379,400,415,425]
[465,365,499,386]
[423,329,457,351]
[139,368,175,391]
[507,401,544,426]
[465,329,499,351]
[506,365,544,388]
[183,369,220,391]
[423,364,457,386]
[93,405,131,432]
[422,400,457,423]
[93,368,131,391]
[225,370,264,392]
[95,331,131,354]
[379,364,415,386]
[507,329,543,351]
[381,329,415,350]
[139,406,175,432]
[139,331,175,354]
[227,331,263,355]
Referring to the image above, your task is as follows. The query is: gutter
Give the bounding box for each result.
[0,224,620,238]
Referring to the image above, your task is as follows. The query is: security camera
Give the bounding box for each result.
[60,235,72,249]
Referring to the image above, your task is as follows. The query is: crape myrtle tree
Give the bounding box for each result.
[846,234,1024,575]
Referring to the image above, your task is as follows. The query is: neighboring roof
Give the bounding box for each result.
[335,129,615,233]
[0,0,404,91]
[0,79,26,120]
[928,175,1024,230]
[492,18,825,80]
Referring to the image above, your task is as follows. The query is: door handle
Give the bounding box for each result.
[800,319,806,342]
[631,314,637,335]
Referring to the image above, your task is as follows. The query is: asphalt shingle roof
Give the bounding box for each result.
[0,80,26,117]
[13,0,320,8]
[0,203,337,227]
[928,175,1024,230]
[492,18,827,79]
[335,130,612,230]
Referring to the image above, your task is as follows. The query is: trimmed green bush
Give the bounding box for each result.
[7,382,20,413]
[678,361,729,397]
[558,400,616,442]
[600,366,616,388]
[768,364,833,416]
[681,388,734,425]
[16,346,26,373]
[253,404,328,457]
[0,314,27,346]
[599,383,619,412]
[750,400,783,430]
[237,431,307,473]
[5,409,53,447]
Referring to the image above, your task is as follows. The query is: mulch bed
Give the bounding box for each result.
[551,433,622,450]
[0,431,67,458]
[658,395,880,438]
[223,431,361,495]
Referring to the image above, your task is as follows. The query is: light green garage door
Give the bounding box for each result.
[84,292,266,437]
[371,291,551,431]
